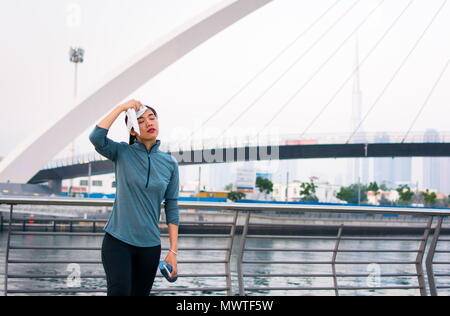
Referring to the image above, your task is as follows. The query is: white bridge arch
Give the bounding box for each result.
[0,0,272,184]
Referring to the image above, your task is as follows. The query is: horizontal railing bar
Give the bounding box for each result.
[9,245,229,251]
[436,286,450,289]
[169,221,235,225]
[243,273,420,278]
[7,289,107,294]
[10,246,100,250]
[246,235,337,240]
[243,248,420,253]
[244,248,332,252]
[343,237,424,241]
[142,287,230,292]
[338,286,421,290]
[2,198,450,216]
[434,250,450,253]
[245,286,420,291]
[246,235,423,241]
[7,274,106,279]
[8,260,101,264]
[8,259,228,264]
[11,218,107,223]
[6,287,229,294]
[432,262,450,264]
[11,232,104,236]
[244,286,420,291]
[7,274,228,279]
[244,287,335,291]
[10,232,231,238]
[242,260,417,264]
[10,218,234,226]
[161,234,231,238]
[434,274,450,277]
[245,222,442,229]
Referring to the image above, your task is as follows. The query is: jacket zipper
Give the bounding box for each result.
[145,142,158,188]
[145,155,151,188]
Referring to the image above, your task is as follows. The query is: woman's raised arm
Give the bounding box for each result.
[89,100,143,161]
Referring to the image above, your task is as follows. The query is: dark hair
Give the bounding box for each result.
[124,105,158,145]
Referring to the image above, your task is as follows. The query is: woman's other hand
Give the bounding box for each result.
[164,252,178,279]
[118,99,143,112]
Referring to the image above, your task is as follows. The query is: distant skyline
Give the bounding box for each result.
[1,0,449,193]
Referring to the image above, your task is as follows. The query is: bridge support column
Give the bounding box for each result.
[47,178,62,195]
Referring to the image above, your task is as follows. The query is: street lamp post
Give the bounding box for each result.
[68,47,84,197]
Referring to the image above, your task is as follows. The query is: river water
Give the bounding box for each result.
[1,230,449,296]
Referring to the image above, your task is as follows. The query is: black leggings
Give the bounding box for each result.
[101,232,161,296]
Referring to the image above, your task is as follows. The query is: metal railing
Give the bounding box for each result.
[1,197,450,296]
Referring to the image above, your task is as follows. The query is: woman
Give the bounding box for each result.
[88,99,179,296]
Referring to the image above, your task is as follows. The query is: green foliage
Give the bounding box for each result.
[396,184,414,206]
[336,184,368,204]
[299,180,319,203]
[367,182,379,192]
[256,177,273,195]
[421,189,437,207]
[227,191,246,202]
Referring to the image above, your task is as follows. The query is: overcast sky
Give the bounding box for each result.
[1,0,449,188]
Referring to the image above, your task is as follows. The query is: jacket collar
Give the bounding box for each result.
[132,139,161,154]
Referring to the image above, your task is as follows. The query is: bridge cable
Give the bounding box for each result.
[401,58,450,143]
[178,0,342,144]
[299,0,415,139]
[215,0,361,138]
[345,0,448,144]
[255,0,386,140]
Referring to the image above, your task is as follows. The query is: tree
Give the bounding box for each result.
[336,184,368,204]
[228,191,246,202]
[367,182,380,192]
[224,183,233,191]
[421,189,437,207]
[396,184,414,206]
[255,176,273,201]
[299,179,319,203]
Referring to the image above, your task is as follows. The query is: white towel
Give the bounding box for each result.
[126,106,147,136]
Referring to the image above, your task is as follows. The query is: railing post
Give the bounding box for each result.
[426,216,444,296]
[416,216,433,296]
[237,211,251,296]
[4,204,14,296]
[225,211,239,296]
[332,225,344,296]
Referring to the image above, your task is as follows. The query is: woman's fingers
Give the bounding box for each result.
[134,100,143,111]
[171,265,178,278]
[120,99,143,112]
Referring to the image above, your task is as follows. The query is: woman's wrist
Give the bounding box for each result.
[169,249,178,256]
[116,104,125,112]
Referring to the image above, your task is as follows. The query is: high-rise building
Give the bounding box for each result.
[347,37,369,185]
[373,132,394,187]
[372,131,412,189]
[393,157,412,186]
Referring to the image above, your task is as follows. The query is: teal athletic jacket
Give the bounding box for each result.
[89,125,180,247]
